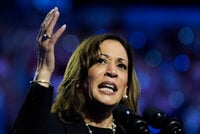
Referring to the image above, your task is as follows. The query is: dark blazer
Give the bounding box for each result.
[12,83,128,134]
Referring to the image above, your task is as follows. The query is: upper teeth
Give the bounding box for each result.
[104,84,114,89]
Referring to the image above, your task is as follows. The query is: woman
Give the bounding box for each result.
[12,7,141,134]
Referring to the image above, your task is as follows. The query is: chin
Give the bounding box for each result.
[99,101,118,107]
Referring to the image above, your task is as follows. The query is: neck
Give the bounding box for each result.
[83,99,116,128]
[84,114,114,128]
[85,117,117,134]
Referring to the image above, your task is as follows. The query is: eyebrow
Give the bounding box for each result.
[99,54,128,64]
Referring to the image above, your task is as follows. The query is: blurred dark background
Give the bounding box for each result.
[1,0,200,134]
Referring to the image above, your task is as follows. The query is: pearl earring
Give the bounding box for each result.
[123,95,128,99]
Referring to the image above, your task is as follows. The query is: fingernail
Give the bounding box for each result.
[62,24,66,29]
[50,8,54,13]
[54,7,58,10]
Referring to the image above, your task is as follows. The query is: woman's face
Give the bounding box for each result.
[87,39,128,106]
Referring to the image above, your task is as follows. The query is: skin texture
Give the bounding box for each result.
[82,39,129,128]
[35,7,66,87]
[87,39,128,106]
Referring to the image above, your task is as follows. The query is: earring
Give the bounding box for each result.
[123,95,128,99]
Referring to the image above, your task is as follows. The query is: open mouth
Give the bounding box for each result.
[98,82,117,93]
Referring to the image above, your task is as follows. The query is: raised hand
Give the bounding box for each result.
[34,7,66,86]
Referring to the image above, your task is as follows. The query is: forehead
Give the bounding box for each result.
[99,39,128,61]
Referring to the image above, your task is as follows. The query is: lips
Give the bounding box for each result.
[98,81,117,93]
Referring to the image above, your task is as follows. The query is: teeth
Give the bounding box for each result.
[104,84,115,89]
[99,88,114,93]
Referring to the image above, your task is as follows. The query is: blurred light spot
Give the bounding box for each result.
[168,91,184,109]
[62,34,80,52]
[174,54,190,72]
[137,70,151,90]
[178,27,194,45]
[129,31,146,49]
[160,61,181,91]
[32,0,71,12]
[145,49,162,67]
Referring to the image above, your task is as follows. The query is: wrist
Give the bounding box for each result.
[30,80,52,87]
[33,68,53,87]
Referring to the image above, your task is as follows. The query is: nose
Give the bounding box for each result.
[105,63,118,78]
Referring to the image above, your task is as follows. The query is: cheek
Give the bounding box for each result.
[120,73,128,86]
[87,69,100,89]
[88,66,104,81]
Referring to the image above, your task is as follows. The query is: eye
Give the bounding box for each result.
[118,63,127,70]
[96,58,107,64]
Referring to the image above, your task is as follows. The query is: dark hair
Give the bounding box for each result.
[51,33,140,121]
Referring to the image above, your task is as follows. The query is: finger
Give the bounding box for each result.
[42,7,55,28]
[44,7,59,35]
[47,8,60,36]
[49,24,66,44]
[37,7,56,42]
